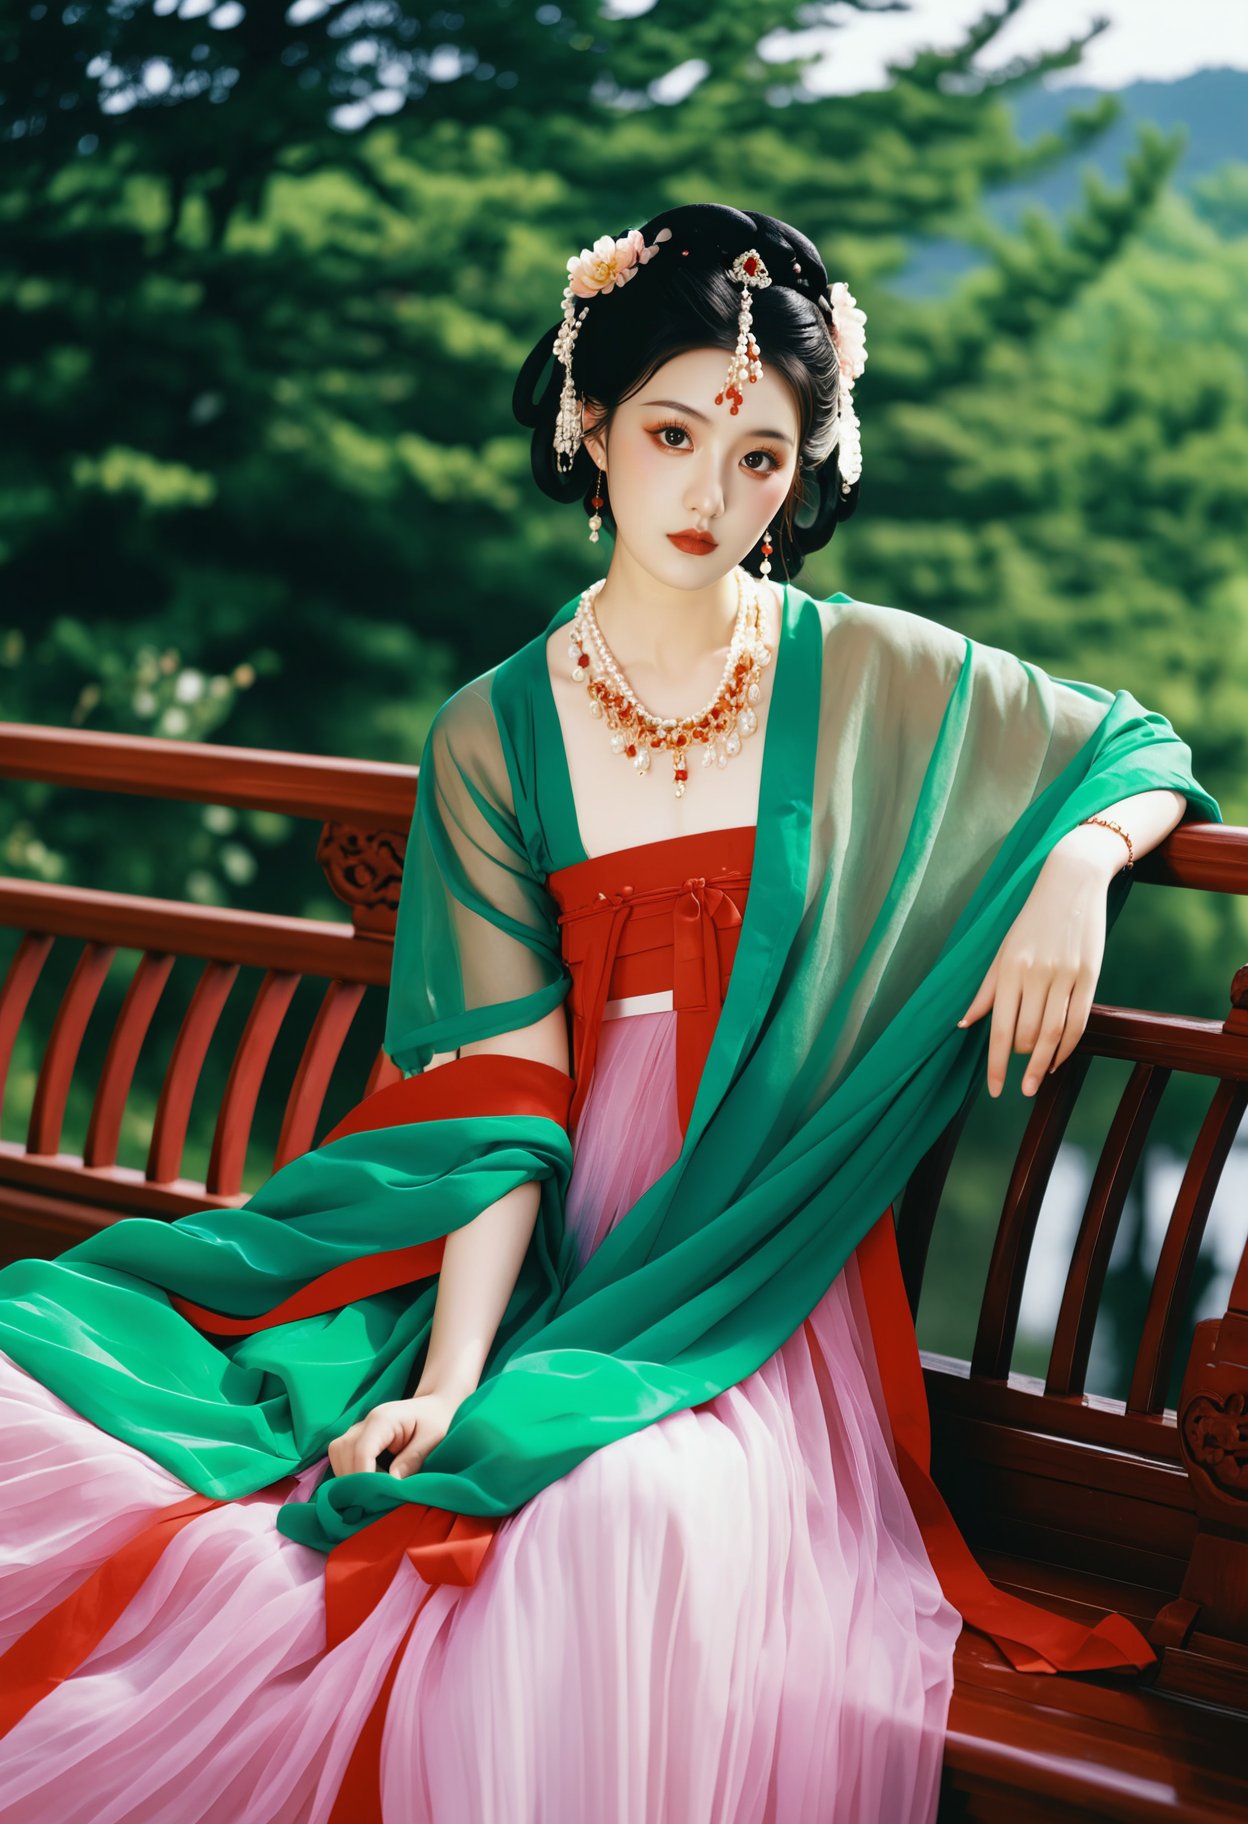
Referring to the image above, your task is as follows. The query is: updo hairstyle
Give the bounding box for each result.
[511,202,859,581]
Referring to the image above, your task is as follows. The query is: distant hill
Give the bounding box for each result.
[897,65,1248,295]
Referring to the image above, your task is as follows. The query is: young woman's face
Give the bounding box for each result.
[584,346,801,587]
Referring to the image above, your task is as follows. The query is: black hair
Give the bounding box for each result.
[511,202,860,581]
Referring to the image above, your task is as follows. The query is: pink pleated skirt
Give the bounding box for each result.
[0,1010,960,1823]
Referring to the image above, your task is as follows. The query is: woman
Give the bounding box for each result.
[0,203,1223,1822]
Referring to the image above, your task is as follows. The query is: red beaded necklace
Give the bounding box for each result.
[567,567,774,799]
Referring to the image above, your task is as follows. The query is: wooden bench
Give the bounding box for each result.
[2,721,1247,1821]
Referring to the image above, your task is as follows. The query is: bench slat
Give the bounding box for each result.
[207,968,302,1196]
[0,933,54,1132]
[148,959,239,1185]
[1048,1059,1170,1398]
[274,979,369,1171]
[28,941,117,1157]
[83,951,176,1170]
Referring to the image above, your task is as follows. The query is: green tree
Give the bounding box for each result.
[2,0,1163,769]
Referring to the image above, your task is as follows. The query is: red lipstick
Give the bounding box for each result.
[667,530,718,555]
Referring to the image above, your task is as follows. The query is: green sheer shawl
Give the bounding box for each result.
[0,581,1223,1560]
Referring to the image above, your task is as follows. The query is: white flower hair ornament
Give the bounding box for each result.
[824,280,868,495]
[550,221,869,499]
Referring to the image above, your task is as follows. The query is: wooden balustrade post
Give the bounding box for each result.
[1150,964,1248,1708]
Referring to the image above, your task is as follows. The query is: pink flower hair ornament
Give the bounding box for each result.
[550,220,868,498]
[554,226,672,471]
[566,227,672,298]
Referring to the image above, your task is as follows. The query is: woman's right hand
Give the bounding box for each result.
[327,1387,464,1480]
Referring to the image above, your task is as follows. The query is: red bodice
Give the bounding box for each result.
[546,825,756,1140]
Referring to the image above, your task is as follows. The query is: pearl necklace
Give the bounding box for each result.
[569,567,773,798]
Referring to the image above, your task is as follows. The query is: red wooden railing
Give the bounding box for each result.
[0,723,415,1249]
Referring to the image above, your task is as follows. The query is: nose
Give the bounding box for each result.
[685,459,726,526]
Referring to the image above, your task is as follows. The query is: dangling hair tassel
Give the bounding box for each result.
[715,249,772,415]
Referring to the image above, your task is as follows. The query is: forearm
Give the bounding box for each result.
[412,1179,542,1400]
[1050,787,1188,880]
[410,1006,568,1404]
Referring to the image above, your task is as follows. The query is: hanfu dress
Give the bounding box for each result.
[0,576,1200,1822]
[0,817,961,1824]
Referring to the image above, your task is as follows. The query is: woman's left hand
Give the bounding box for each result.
[957,841,1116,1098]
[327,1385,467,1480]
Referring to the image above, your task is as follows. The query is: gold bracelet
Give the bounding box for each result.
[1082,815,1134,871]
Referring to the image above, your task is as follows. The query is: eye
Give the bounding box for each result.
[649,419,784,474]
[652,420,693,451]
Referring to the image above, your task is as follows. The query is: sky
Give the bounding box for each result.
[780,0,1248,94]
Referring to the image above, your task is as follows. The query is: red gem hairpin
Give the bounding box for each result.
[715,247,771,414]
[550,224,868,495]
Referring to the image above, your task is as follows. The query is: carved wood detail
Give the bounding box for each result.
[1182,1382,1248,1497]
[315,821,407,939]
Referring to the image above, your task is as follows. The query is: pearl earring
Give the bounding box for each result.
[759,524,774,578]
[588,467,605,543]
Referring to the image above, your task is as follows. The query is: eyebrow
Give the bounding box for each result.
[640,398,795,446]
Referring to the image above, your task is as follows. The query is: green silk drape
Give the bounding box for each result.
[0,582,1223,1558]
